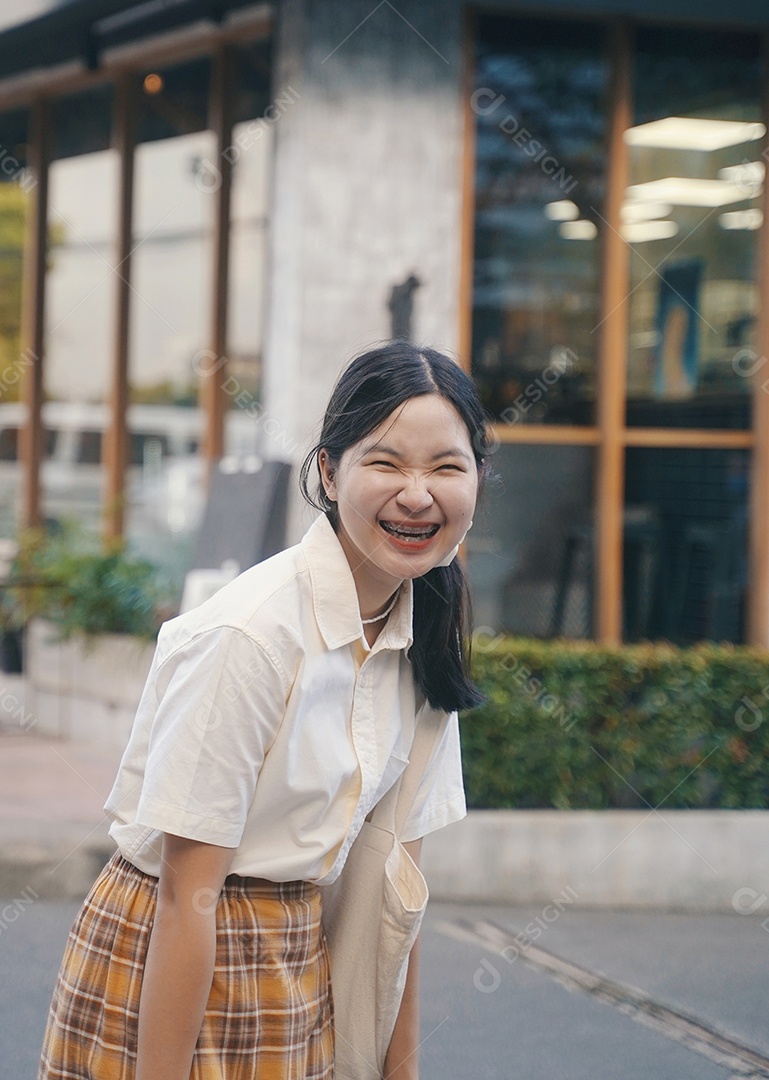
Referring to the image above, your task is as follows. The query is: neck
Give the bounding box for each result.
[335,526,404,620]
[360,586,400,622]
[351,564,402,619]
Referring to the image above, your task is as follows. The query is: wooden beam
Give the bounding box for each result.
[491,424,601,446]
[201,43,234,491]
[489,425,752,449]
[747,32,769,646]
[18,98,50,532]
[102,73,135,545]
[623,428,753,449]
[594,21,632,645]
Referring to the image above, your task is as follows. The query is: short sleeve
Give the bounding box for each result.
[399,709,467,843]
[134,625,287,848]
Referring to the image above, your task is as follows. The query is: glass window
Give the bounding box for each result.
[471,15,608,426]
[0,107,29,538]
[76,430,103,465]
[226,39,274,459]
[43,87,117,535]
[467,444,595,639]
[625,27,761,429]
[0,426,17,461]
[623,447,748,643]
[130,431,170,466]
[127,58,213,585]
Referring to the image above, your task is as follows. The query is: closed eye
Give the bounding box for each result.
[369,460,463,470]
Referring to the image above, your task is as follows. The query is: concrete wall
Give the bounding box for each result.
[421,809,769,912]
[24,619,155,752]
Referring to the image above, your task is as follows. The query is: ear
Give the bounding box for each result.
[318,449,337,501]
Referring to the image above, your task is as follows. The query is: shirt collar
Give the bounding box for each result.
[300,513,414,653]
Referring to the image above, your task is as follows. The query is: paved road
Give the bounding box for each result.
[4,896,767,1079]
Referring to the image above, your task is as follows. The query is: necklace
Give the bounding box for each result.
[360,590,399,625]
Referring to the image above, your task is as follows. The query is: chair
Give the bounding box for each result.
[549,506,662,640]
[672,516,746,642]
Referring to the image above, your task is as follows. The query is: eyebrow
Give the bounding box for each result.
[361,442,473,463]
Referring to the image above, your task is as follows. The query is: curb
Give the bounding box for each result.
[420,809,769,912]
[0,822,113,900]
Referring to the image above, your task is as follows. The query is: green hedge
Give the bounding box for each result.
[460,638,769,810]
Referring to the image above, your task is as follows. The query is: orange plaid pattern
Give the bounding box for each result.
[38,849,334,1078]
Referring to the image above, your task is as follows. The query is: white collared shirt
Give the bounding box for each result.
[104,513,467,884]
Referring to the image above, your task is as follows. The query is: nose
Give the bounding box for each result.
[395,476,434,513]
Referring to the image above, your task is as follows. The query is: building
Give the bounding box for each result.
[0,0,767,646]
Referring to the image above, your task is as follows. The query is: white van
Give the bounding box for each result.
[0,400,262,541]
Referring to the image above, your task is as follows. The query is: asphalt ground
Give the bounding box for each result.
[3,898,768,1079]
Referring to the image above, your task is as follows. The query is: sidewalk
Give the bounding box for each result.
[0,681,120,899]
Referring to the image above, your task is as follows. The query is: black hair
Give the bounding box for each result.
[298,340,496,714]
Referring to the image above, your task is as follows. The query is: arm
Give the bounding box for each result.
[383,837,423,1080]
[135,832,236,1080]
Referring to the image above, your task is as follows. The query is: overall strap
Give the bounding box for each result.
[368,692,449,837]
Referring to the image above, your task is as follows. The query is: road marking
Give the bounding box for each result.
[435,918,769,1078]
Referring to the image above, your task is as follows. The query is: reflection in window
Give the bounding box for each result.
[467,444,594,639]
[43,86,116,534]
[77,431,103,465]
[623,448,748,643]
[471,16,608,426]
[226,39,273,458]
[130,432,170,467]
[128,58,213,580]
[625,27,761,429]
[0,107,29,537]
[0,427,18,462]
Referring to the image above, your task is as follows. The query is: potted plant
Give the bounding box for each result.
[0,591,24,673]
[8,519,177,745]
[6,520,175,641]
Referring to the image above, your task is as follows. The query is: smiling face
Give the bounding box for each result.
[318,394,479,600]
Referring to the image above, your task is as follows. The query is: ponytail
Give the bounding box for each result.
[411,561,486,712]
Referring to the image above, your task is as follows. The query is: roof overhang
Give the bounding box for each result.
[0,0,266,83]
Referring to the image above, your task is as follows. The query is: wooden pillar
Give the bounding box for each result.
[103,74,135,545]
[18,99,50,531]
[202,44,234,489]
[594,22,632,645]
[747,32,769,646]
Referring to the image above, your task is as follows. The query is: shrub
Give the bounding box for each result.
[461,637,769,810]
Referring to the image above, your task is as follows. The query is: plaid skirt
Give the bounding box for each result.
[38,848,334,1079]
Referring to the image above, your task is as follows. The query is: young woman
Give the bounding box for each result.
[38,340,494,1080]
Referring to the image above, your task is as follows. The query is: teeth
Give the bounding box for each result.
[380,521,438,539]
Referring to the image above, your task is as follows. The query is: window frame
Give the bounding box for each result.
[460,9,769,646]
